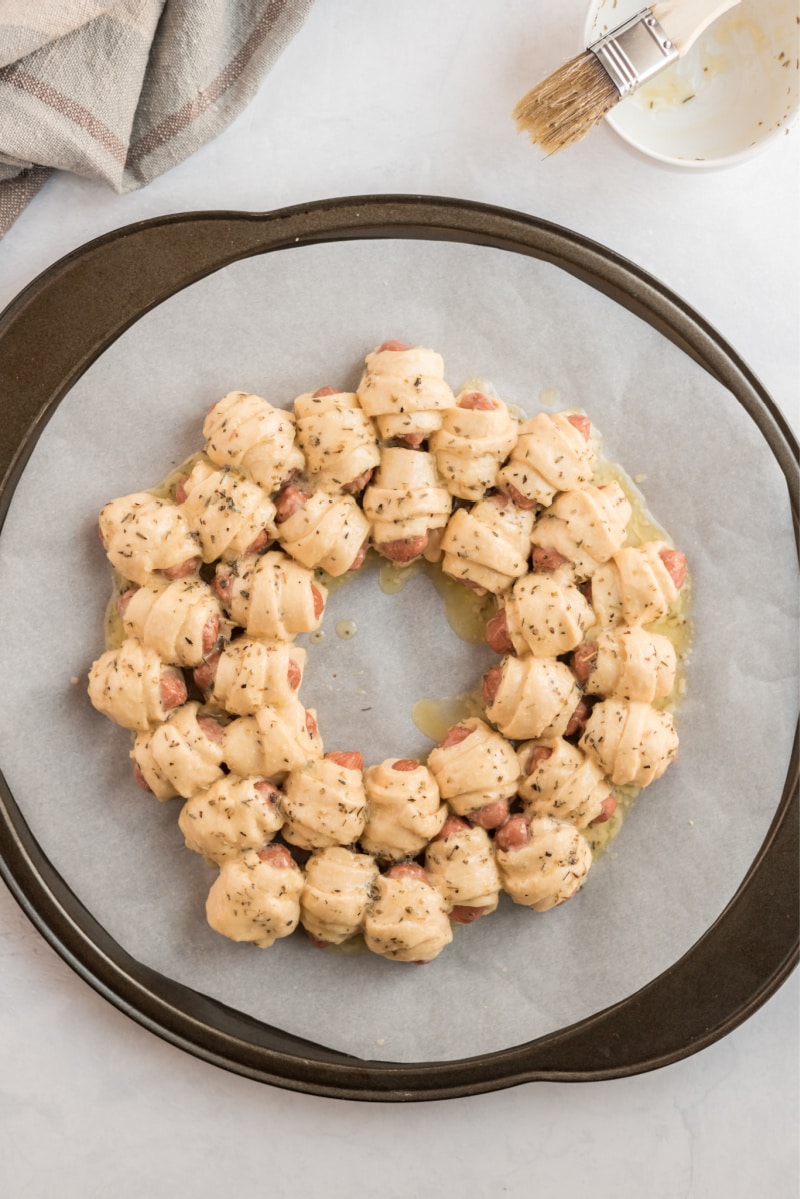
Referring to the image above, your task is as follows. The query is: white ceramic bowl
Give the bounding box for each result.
[585,0,800,168]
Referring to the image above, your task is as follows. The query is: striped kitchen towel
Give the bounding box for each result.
[0,0,315,237]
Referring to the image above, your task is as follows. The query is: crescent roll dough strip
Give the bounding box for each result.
[206,848,304,949]
[517,737,612,828]
[99,492,200,586]
[426,718,520,818]
[356,344,455,441]
[215,550,327,640]
[429,392,519,500]
[424,822,500,916]
[178,775,284,864]
[364,871,453,963]
[88,638,184,731]
[580,699,679,788]
[502,571,595,657]
[484,655,581,740]
[360,760,447,861]
[222,698,323,782]
[496,816,592,912]
[293,391,380,492]
[203,391,304,494]
[131,702,225,801]
[280,756,368,850]
[275,491,370,577]
[530,482,632,580]
[582,627,677,703]
[177,460,276,563]
[300,847,379,945]
[440,497,535,595]
[121,578,222,668]
[590,541,681,627]
[497,412,595,508]
[207,637,306,715]
[362,447,452,548]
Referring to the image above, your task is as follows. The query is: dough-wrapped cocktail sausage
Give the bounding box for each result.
[280,751,368,850]
[530,482,632,580]
[222,697,323,782]
[360,758,447,861]
[440,494,535,595]
[356,342,455,444]
[495,814,592,911]
[205,845,304,948]
[426,718,520,826]
[178,775,284,864]
[590,541,687,627]
[579,699,679,788]
[293,388,380,493]
[274,488,370,577]
[483,654,582,740]
[363,863,453,963]
[429,390,519,501]
[300,846,379,946]
[572,626,677,704]
[517,738,615,828]
[497,412,595,509]
[176,460,276,562]
[88,638,187,731]
[203,391,304,494]
[424,817,500,923]
[195,637,306,715]
[119,578,222,668]
[488,571,594,658]
[214,550,327,640]
[362,446,452,564]
[131,702,225,800]
[99,492,200,586]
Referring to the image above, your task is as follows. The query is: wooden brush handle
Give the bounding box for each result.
[652,0,742,56]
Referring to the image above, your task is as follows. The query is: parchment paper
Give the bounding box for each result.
[0,238,796,1063]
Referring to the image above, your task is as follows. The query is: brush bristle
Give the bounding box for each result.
[513,51,621,155]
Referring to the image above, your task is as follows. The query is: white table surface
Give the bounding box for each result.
[0,3,797,1195]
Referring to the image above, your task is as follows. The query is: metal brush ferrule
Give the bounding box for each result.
[591,9,679,97]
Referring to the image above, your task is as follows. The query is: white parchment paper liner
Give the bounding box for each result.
[0,238,796,1063]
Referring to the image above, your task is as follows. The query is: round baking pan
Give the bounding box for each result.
[0,195,797,1101]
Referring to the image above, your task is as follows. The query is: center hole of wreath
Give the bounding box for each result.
[296,556,498,765]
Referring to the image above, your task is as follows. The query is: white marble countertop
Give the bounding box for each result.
[0,2,797,1195]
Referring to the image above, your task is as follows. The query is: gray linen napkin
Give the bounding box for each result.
[0,0,315,237]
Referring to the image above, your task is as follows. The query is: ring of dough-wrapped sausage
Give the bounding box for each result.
[577,626,677,704]
[429,391,519,500]
[299,846,379,945]
[500,571,595,657]
[203,391,304,494]
[88,637,186,731]
[222,698,323,782]
[214,550,327,641]
[275,491,370,577]
[201,637,306,715]
[177,460,277,562]
[178,775,284,864]
[120,578,222,668]
[362,446,452,553]
[293,390,380,492]
[363,868,453,963]
[424,819,501,918]
[440,495,535,595]
[590,541,681,627]
[516,738,613,828]
[580,698,679,787]
[426,718,520,819]
[495,816,593,912]
[484,655,581,740]
[356,344,455,441]
[205,846,304,948]
[530,481,632,580]
[497,412,595,508]
[280,754,368,850]
[131,702,225,801]
[99,492,200,586]
[360,759,447,861]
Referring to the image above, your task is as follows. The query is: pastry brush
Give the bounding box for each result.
[514,0,741,155]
